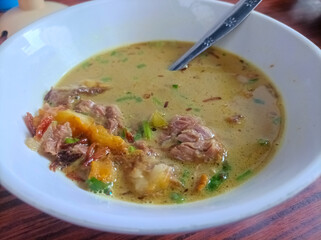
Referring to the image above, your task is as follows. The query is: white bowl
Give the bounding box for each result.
[0,0,320,235]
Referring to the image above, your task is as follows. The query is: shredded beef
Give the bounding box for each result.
[56,151,83,167]
[44,86,109,107]
[160,115,226,163]
[75,86,108,95]
[44,88,76,107]
[83,143,110,166]
[134,140,159,157]
[49,140,88,171]
[41,122,72,155]
[74,100,123,134]
[105,105,123,134]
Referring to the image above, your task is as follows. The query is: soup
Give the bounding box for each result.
[24,41,284,204]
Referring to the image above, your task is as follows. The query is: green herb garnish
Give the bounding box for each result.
[172,84,179,89]
[110,50,117,56]
[206,161,231,191]
[179,169,190,185]
[142,121,152,140]
[128,146,136,153]
[116,95,142,103]
[86,177,112,195]
[236,170,252,181]
[81,61,92,69]
[248,78,259,84]
[134,132,142,141]
[258,139,270,146]
[206,172,224,191]
[137,63,146,69]
[273,116,281,125]
[170,192,185,204]
[64,137,79,144]
[101,77,112,82]
[152,97,162,106]
[253,98,265,104]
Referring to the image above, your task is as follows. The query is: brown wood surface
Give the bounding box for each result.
[1,0,321,239]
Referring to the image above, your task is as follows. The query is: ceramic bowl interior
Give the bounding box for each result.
[0,0,320,235]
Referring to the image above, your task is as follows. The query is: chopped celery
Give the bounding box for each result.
[143,121,152,140]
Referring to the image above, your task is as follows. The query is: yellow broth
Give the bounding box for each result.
[55,41,284,204]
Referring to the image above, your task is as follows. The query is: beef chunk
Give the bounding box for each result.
[133,140,159,157]
[160,115,226,163]
[41,122,72,155]
[44,88,76,107]
[74,100,123,134]
[44,86,109,107]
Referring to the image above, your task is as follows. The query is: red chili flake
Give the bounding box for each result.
[202,97,222,102]
[185,108,192,111]
[83,144,110,166]
[35,115,54,139]
[24,112,36,136]
[125,130,135,143]
[164,101,169,108]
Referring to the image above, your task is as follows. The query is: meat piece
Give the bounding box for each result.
[44,86,109,107]
[133,140,158,157]
[74,100,123,135]
[74,99,95,113]
[170,139,225,162]
[83,143,110,166]
[76,86,108,95]
[168,115,199,136]
[44,88,76,107]
[53,151,83,170]
[71,143,89,155]
[160,115,226,163]
[105,105,123,134]
[41,122,72,155]
[49,139,88,171]
[24,112,36,136]
[74,100,106,118]
[42,103,67,115]
[176,127,213,143]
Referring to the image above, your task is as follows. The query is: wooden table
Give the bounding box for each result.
[1,0,321,239]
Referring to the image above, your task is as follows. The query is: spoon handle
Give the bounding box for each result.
[168,0,262,71]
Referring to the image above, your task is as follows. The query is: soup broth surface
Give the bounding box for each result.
[27,41,284,204]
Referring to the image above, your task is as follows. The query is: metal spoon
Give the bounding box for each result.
[169,0,262,71]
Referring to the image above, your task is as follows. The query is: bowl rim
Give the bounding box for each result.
[1,0,321,235]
